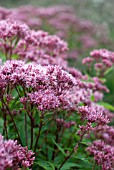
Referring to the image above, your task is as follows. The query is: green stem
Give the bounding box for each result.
[39,118,53,151]
[34,121,42,153]
[92,161,97,170]
[58,133,84,170]
[30,115,34,150]
[58,149,74,170]
[25,112,28,147]
[52,124,59,161]
[2,99,22,145]
[34,112,44,153]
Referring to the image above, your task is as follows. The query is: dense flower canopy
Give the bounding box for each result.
[0,5,114,170]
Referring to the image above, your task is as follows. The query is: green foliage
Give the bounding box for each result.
[34,160,55,170]
[98,101,114,111]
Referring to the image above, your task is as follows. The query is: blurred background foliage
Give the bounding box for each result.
[1,0,114,39]
[0,0,114,23]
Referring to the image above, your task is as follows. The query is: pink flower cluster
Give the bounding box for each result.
[0,20,30,59]
[87,140,114,170]
[0,60,76,111]
[0,134,35,170]
[0,20,68,68]
[64,73,109,111]
[14,30,68,67]
[83,49,114,76]
[0,20,29,39]
[0,5,112,61]
[78,105,109,124]
[93,125,114,146]
[0,7,11,20]
[77,122,93,136]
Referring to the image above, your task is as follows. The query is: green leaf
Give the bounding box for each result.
[52,138,66,156]
[0,118,4,134]
[104,66,114,75]
[0,52,6,62]
[34,160,55,170]
[73,152,93,169]
[80,141,90,146]
[48,162,55,170]
[90,95,94,102]
[34,111,40,124]
[11,54,18,59]
[98,102,114,111]
[60,163,81,170]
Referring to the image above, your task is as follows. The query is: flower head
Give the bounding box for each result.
[0,134,35,170]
